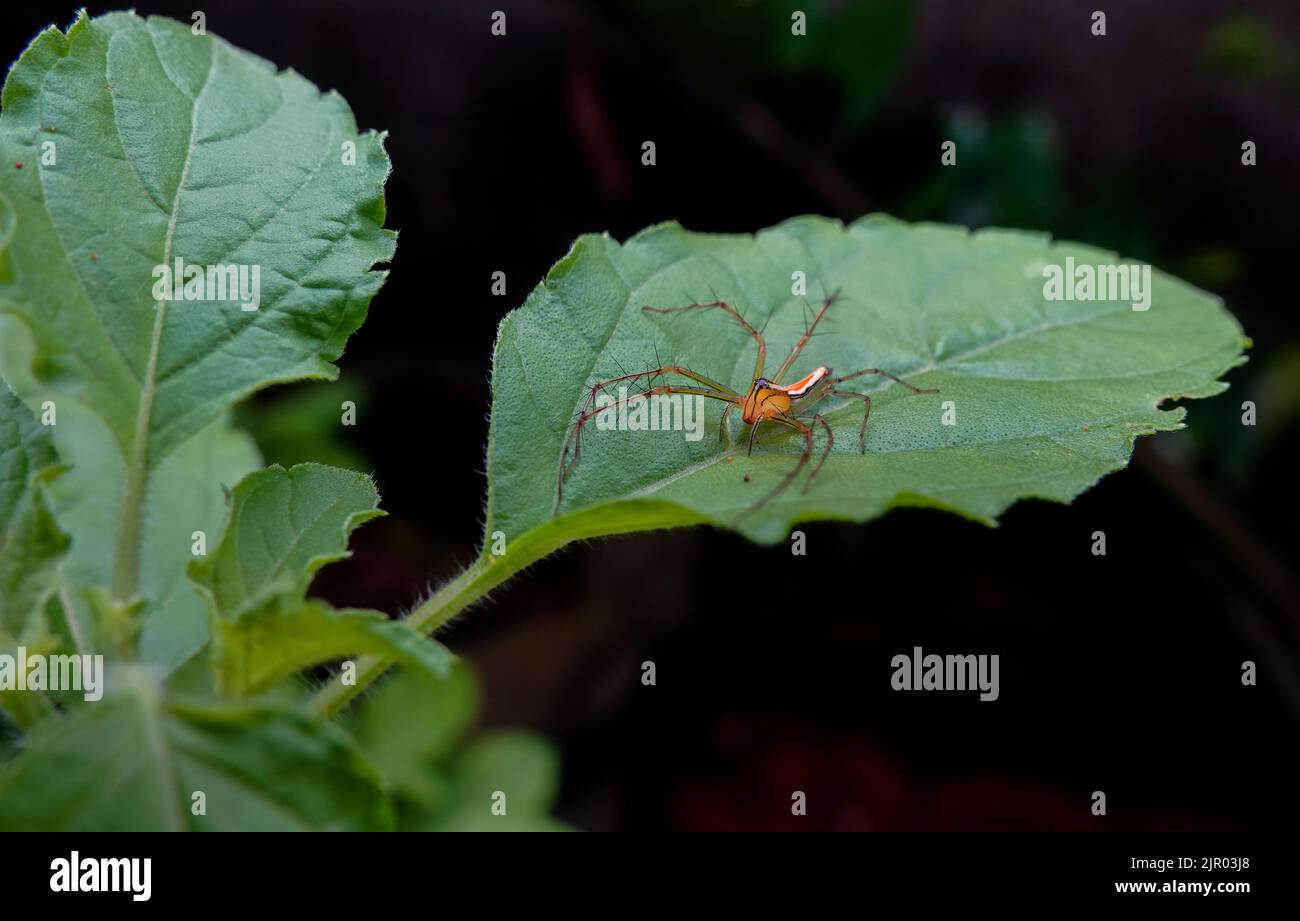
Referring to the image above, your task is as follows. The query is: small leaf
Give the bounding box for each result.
[451,730,561,816]
[0,632,59,730]
[0,385,57,534]
[189,463,384,620]
[353,665,480,808]
[0,386,69,646]
[0,12,394,664]
[0,666,393,831]
[488,216,1248,547]
[426,730,566,832]
[348,666,567,830]
[212,597,454,697]
[0,711,20,764]
[191,464,453,696]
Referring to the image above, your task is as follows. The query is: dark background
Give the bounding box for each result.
[4,0,1298,830]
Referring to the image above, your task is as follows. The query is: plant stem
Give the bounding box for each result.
[112,299,167,601]
[110,451,149,600]
[307,553,501,718]
[306,501,704,718]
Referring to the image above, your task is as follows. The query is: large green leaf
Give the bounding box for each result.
[191,464,454,696]
[491,216,1248,547]
[0,665,393,831]
[0,11,394,665]
[310,214,1249,717]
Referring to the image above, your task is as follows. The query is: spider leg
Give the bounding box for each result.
[734,415,815,523]
[829,390,873,453]
[555,383,737,514]
[833,367,938,395]
[827,368,937,452]
[771,288,841,384]
[581,364,739,418]
[643,299,768,381]
[763,412,833,493]
[718,402,735,448]
[800,413,834,493]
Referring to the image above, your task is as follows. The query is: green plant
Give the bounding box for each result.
[0,12,1247,830]
[0,11,554,830]
[310,217,1247,716]
[350,666,566,831]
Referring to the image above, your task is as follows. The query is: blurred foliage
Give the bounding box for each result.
[1187,344,1300,487]
[235,380,370,472]
[1202,15,1300,91]
[1061,172,1160,265]
[1175,246,1246,293]
[902,110,1064,231]
[900,110,1164,262]
[350,664,568,831]
[611,0,913,138]
[0,711,19,765]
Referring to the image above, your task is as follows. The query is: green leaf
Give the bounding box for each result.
[353,665,480,808]
[451,730,561,816]
[189,463,383,618]
[191,464,454,696]
[235,379,371,471]
[490,216,1248,547]
[308,214,1249,718]
[211,597,455,697]
[0,12,394,665]
[0,386,69,646]
[0,710,20,764]
[0,633,59,730]
[426,730,566,832]
[0,666,393,830]
[350,666,566,831]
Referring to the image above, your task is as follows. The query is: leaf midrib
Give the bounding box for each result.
[110,37,218,601]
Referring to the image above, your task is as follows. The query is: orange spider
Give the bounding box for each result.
[554,291,938,517]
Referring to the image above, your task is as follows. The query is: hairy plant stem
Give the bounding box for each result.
[306,501,705,718]
[306,553,500,717]
[111,301,166,600]
[110,312,162,601]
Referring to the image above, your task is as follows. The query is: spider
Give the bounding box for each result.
[554,290,938,517]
